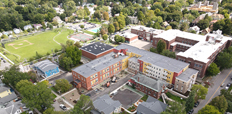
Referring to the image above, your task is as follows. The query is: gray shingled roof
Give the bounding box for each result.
[115,44,189,72]
[0,91,17,105]
[0,86,9,93]
[176,68,198,82]
[72,52,127,78]
[131,73,169,92]
[34,60,58,73]
[80,42,114,55]
[93,94,121,114]
[137,96,167,114]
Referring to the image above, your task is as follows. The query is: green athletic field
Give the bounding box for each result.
[3,29,73,63]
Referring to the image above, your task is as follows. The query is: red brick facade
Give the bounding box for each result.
[81,48,114,60]
[125,36,138,43]
[72,60,123,90]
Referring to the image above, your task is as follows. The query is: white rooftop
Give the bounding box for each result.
[132,25,164,35]
[154,29,206,42]
[177,30,232,63]
[119,32,138,38]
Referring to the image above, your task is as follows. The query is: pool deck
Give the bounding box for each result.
[88,27,100,33]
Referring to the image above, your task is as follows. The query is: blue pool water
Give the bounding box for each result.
[89,28,100,33]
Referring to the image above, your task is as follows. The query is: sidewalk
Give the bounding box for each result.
[52,90,74,109]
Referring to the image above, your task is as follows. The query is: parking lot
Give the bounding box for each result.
[112,89,142,109]
[0,58,11,70]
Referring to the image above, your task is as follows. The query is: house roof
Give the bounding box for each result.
[176,68,198,82]
[72,52,128,78]
[0,91,17,105]
[93,94,121,114]
[0,100,28,114]
[137,96,167,114]
[0,86,9,93]
[80,42,114,55]
[115,44,189,73]
[33,60,58,73]
[131,73,169,92]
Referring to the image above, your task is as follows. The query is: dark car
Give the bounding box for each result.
[86,93,91,97]
[194,101,199,107]
[187,109,194,114]
[225,83,231,90]
[41,105,47,110]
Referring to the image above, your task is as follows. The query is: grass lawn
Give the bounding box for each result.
[141,95,148,101]
[166,92,185,103]
[51,86,58,93]
[52,93,57,99]
[3,29,72,63]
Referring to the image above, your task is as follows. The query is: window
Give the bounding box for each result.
[96,79,98,82]
[107,68,109,71]
[159,69,161,71]
[117,63,119,66]
[78,75,80,78]
[100,72,102,75]
[95,74,98,77]
[100,77,102,80]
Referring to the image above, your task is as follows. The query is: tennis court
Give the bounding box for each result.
[70,33,93,42]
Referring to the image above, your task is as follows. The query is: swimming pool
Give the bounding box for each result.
[89,28,100,33]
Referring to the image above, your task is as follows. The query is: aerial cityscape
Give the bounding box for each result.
[0,0,232,114]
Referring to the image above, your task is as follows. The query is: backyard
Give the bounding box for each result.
[1,29,73,63]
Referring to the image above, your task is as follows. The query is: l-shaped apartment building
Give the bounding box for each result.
[131,26,232,78]
[72,43,198,94]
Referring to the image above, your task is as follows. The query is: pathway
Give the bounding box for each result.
[52,90,74,109]
[53,32,61,45]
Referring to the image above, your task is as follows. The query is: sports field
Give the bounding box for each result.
[3,29,73,63]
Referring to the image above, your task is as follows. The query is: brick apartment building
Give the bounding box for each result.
[129,73,169,99]
[131,26,164,41]
[72,44,198,94]
[80,42,114,60]
[152,29,232,78]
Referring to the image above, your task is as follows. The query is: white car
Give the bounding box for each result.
[28,110,33,114]
[59,104,67,110]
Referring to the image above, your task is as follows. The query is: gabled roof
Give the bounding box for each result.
[93,94,121,114]
[137,96,167,114]
[0,91,17,105]
[34,60,58,73]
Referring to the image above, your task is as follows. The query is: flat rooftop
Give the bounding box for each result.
[177,31,232,63]
[72,52,128,77]
[176,68,198,82]
[115,44,189,73]
[154,29,206,42]
[132,26,164,35]
[119,32,138,39]
[34,60,58,72]
[80,42,114,55]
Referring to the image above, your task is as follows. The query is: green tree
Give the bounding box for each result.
[191,84,208,101]
[103,12,109,20]
[74,42,82,48]
[16,80,33,92]
[121,36,125,43]
[125,16,131,25]
[170,22,179,29]
[43,108,67,114]
[209,95,228,114]
[153,22,161,29]
[161,50,176,58]
[55,79,72,93]
[198,105,221,114]
[34,14,44,24]
[2,66,31,88]
[113,22,120,31]
[108,24,115,34]
[165,26,172,30]
[70,95,93,114]
[157,40,166,54]
[80,25,84,29]
[142,0,146,7]
[18,81,54,111]
[215,52,232,70]
[206,62,220,76]
[161,101,186,114]
[185,90,196,112]
[180,22,189,31]
[137,11,145,21]
[114,35,122,43]
[197,19,209,30]
[65,45,82,66]
[102,34,108,40]
[220,89,232,102]
[118,19,126,30]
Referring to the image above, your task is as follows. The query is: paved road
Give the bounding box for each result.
[194,68,232,113]
[48,72,73,85]
[86,74,132,101]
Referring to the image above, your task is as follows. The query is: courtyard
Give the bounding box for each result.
[112,89,142,109]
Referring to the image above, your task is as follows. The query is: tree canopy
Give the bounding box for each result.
[206,62,220,76]
[198,105,221,114]
[157,40,166,54]
[209,95,228,114]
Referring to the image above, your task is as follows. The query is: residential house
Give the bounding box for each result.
[91,94,121,114]
[0,101,29,114]
[128,16,139,24]
[33,60,59,78]
[189,1,218,13]
[201,27,211,34]
[53,7,65,14]
[13,28,22,34]
[23,25,32,31]
[211,14,224,20]
[192,13,213,24]
[137,96,167,114]
[0,80,17,108]
[33,24,42,30]
[188,26,200,34]
[53,16,63,24]
[0,33,2,37]
[129,73,169,99]
[2,31,13,36]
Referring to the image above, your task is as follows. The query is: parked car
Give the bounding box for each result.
[221,83,225,87]
[225,83,231,90]
[187,109,194,114]
[28,110,33,114]
[86,93,91,97]
[194,101,200,107]
[60,104,67,110]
